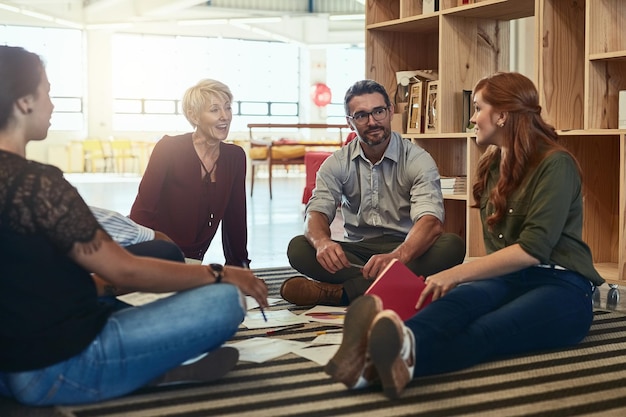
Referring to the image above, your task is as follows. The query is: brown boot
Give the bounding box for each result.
[324,294,383,388]
[280,276,344,306]
[368,310,416,399]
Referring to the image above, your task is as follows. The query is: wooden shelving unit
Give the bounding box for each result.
[365,0,625,284]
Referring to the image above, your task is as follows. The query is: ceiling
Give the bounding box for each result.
[0,0,366,45]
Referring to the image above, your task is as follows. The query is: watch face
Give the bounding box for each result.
[210,263,223,272]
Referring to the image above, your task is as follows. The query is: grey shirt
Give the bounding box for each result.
[306,132,444,241]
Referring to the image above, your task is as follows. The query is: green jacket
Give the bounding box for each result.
[480,151,605,286]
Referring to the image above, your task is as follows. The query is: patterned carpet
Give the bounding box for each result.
[5,267,626,416]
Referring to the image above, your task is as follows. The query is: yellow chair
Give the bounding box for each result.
[110,138,140,174]
[82,138,113,173]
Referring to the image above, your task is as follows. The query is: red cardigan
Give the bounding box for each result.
[130,133,249,264]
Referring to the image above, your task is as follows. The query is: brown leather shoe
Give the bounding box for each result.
[280,276,344,306]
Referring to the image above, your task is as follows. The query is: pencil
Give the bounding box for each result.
[266,324,305,335]
[243,261,267,322]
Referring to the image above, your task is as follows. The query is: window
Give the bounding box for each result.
[0,25,84,131]
[112,34,301,131]
[325,45,365,125]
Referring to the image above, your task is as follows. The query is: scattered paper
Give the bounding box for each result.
[301,305,347,325]
[311,332,343,345]
[229,337,308,363]
[292,345,340,366]
[243,309,310,329]
[115,294,280,309]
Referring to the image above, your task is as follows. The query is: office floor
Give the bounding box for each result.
[65,170,625,313]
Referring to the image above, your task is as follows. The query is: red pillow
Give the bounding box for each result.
[343,132,357,146]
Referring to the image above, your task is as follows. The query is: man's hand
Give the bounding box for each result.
[361,253,398,279]
[315,240,350,273]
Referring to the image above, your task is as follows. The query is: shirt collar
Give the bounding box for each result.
[347,131,402,164]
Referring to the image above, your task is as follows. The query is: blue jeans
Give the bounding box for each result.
[406,267,594,377]
[0,283,245,406]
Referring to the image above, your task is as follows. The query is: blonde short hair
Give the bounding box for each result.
[182,79,233,127]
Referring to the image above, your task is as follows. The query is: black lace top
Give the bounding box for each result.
[0,150,112,372]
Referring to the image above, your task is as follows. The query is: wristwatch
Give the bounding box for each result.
[209,263,224,283]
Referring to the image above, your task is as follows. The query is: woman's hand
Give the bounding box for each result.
[222,265,269,308]
[416,270,459,309]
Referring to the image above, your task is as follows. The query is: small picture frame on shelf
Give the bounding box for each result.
[406,82,424,134]
[425,81,439,133]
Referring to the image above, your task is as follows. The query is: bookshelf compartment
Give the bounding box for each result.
[367,0,400,25]
[440,15,510,133]
[588,0,626,56]
[587,59,626,130]
[366,30,438,96]
[444,199,467,243]
[413,137,467,178]
[560,134,620,264]
[400,0,422,18]
[540,0,585,131]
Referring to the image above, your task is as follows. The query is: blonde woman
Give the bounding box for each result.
[130,79,249,263]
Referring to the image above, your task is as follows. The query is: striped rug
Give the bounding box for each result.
[58,267,626,417]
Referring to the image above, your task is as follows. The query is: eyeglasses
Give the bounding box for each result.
[347,107,390,126]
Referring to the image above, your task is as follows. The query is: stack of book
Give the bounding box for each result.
[440,176,467,195]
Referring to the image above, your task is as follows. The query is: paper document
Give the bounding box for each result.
[243,309,310,329]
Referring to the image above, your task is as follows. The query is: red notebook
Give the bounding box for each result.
[364,259,432,320]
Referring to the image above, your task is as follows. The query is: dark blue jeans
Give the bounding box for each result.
[406,266,594,377]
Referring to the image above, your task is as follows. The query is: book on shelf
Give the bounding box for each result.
[462,89,474,133]
[364,259,432,320]
[423,0,439,14]
[440,176,467,194]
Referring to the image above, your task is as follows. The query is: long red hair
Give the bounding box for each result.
[470,72,581,229]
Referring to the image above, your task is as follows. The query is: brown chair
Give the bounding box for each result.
[247,124,348,199]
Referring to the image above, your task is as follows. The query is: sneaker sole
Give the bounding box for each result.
[368,313,412,399]
[324,295,382,388]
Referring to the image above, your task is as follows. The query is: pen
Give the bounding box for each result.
[349,262,365,269]
[266,324,305,335]
[243,261,267,322]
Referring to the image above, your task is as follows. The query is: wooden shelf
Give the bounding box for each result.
[366,0,625,282]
